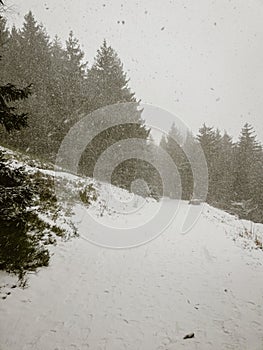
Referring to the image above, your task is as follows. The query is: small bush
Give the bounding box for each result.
[30,171,57,205]
[51,225,65,237]
[79,183,97,206]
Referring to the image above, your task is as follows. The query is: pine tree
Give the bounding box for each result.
[46,33,88,155]
[181,131,195,200]
[0,11,53,155]
[85,39,136,111]
[158,134,170,196]
[17,11,51,86]
[48,36,67,112]
[159,134,167,150]
[214,131,235,206]
[0,3,49,277]
[79,40,149,188]
[0,83,31,131]
[0,14,8,58]
[64,31,88,110]
[233,123,263,221]
[161,124,192,199]
[197,124,218,167]
[0,13,86,159]
[197,124,221,202]
[66,31,86,76]
[0,26,20,85]
[0,10,31,132]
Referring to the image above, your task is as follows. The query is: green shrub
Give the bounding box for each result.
[0,152,50,279]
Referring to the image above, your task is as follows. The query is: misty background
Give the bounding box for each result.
[4,0,263,141]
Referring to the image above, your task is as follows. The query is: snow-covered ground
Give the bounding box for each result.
[0,146,263,349]
[0,193,263,349]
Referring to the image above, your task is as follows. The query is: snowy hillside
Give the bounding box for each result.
[0,147,263,350]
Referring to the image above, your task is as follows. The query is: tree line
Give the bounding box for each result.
[161,122,263,223]
[0,11,157,193]
[0,11,148,157]
[1,10,263,224]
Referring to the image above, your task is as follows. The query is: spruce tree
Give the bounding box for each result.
[0,14,8,58]
[233,123,263,221]
[0,83,31,131]
[197,124,221,202]
[0,11,53,155]
[47,32,88,155]
[181,131,195,200]
[0,10,31,132]
[64,31,88,110]
[197,124,218,167]
[158,124,193,200]
[79,40,149,189]
[0,4,49,277]
[165,124,187,198]
[214,131,235,206]
[159,134,167,150]
[86,39,136,111]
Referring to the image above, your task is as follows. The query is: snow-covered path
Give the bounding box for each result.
[0,201,263,350]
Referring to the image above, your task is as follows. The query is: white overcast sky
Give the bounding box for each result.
[4,0,263,142]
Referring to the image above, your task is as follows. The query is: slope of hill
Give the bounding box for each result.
[0,147,263,350]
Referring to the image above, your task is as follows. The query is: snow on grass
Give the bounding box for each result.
[202,204,263,252]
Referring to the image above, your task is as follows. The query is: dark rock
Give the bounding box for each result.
[183,332,195,339]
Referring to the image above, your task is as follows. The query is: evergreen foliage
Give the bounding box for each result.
[79,40,151,193]
[0,6,51,279]
[0,156,50,278]
[195,123,263,222]
[0,7,263,230]
[0,12,88,158]
[159,125,193,200]
[233,123,263,221]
